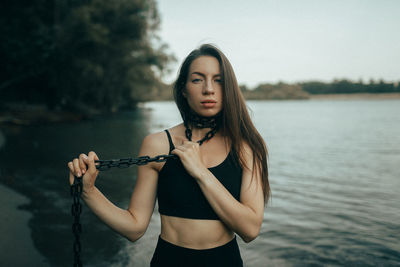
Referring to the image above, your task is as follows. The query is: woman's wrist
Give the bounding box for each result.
[194,168,213,184]
[82,186,97,200]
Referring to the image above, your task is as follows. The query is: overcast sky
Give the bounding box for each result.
[156,0,399,87]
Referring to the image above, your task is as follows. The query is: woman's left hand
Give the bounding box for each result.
[171,139,209,180]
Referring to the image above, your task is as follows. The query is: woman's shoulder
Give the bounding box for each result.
[140,131,168,156]
[166,123,184,136]
[140,124,183,155]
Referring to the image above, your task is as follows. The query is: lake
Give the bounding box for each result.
[0,99,399,266]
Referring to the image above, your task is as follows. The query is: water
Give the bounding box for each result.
[0,99,399,266]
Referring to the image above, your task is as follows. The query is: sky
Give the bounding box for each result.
[156,0,400,88]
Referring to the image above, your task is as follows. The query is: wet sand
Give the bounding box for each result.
[0,184,49,266]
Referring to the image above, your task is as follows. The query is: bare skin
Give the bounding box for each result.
[67,56,265,249]
[158,125,235,249]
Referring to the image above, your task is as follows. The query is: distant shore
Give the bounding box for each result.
[1,93,400,126]
[309,92,400,100]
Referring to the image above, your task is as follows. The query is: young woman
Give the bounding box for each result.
[68,44,270,267]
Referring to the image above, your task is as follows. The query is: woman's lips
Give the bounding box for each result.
[201,100,216,108]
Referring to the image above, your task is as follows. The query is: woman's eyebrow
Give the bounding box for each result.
[191,72,221,77]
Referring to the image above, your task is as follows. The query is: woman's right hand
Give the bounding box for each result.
[67,151,100,194]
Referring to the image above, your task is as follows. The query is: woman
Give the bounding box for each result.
[68,44,270,267]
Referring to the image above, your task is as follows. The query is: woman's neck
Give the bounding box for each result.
[183,111,221,145]
[189,127,214,140]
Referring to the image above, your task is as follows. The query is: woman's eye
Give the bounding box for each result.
[215,79,222,83]
[192,78,202,83]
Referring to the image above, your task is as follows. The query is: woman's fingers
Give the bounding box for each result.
[174,135,187,146]
[69,172,74,185]
[87,151,99,175]
[174,145,187,152]
[67,161,74,173]
[171,148,182,156]
[172,140,201,161]
[79,153,88,174]
[67,152,100,189]
[73,158,82,177]
[175,136,198,146]
[68,161,75,185]
[173,139,197,149]
[68,158,84,185]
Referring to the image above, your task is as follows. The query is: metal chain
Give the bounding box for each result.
[70,153,177,266]
[70,129,218,265]
[94,154,177,171]
[183,111,220,146]
[185,112,220,129]
[185,127,217,145]
[70,176,83,267]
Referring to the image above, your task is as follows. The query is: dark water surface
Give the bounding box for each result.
[1,99,399,266]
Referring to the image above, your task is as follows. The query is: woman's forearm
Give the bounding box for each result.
[195,170,263,243]
[82,187,145,242]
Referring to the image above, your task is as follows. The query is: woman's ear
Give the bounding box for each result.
[181,80,188,98]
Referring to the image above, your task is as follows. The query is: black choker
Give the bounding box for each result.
[184,112,221,145]
[184,112,220,129]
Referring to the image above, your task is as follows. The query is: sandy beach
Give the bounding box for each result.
[0,184,49,266]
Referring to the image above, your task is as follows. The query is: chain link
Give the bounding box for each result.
[70,117,221,266]
[185,127,217,145]
[70,153,177,266]
[94,154,177,171]
[70,134,218,265]
[70,176,83,267]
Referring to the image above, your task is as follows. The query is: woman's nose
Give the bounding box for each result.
[203,80,215,94]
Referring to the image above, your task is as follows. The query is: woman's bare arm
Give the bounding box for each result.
[172,142,265,243]
[67,132,167,242]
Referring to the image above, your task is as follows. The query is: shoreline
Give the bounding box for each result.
[1,93,399,126]
[309,92,400,100]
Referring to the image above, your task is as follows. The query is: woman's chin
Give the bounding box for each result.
[195,108,221,117]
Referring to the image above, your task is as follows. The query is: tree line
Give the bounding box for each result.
[240,83,309,100]
[150,79,400,101]
[238,79,399,100]
[300,79,400,94]
[0,0,174,113]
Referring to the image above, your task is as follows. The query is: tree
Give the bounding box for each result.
[0,0,174,112]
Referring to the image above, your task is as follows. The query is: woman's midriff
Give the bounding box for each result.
[160,215,235,249]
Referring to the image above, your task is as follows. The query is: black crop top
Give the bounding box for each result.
[157,130,243,220]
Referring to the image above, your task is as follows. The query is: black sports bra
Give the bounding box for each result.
[157,130,242,220]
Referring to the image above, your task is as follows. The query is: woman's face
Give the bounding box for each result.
[184,56,223,117]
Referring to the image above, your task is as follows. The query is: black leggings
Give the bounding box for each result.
[150,236,243,267]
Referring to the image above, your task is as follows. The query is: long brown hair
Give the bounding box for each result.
[173,44,270,204]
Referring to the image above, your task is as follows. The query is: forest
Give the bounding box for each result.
[0,0,174,113]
